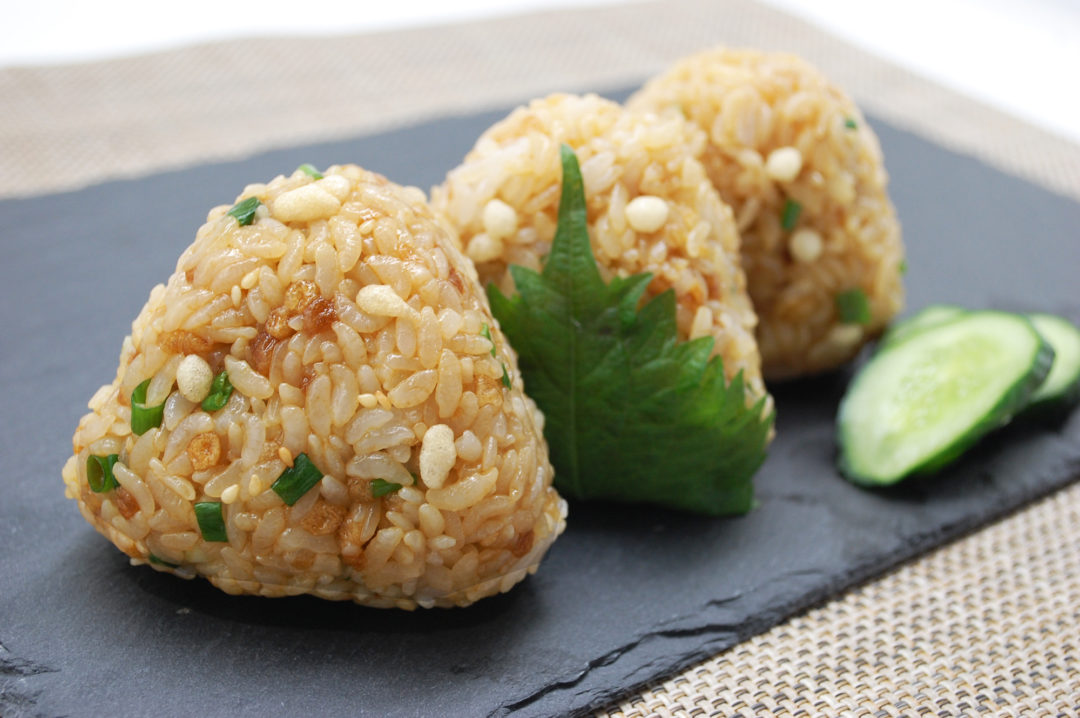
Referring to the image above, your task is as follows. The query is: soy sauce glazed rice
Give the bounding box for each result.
[63,165,567,609]
[431,93,771,413]
[629,48,905,379]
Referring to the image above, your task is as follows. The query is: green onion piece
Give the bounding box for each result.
[227,197,261,226]
[844,117,858,130]
[297,163,324,180]
[86,454,120,493]
[194,502,228,542]
[836,288,872,325]
[201,371,233,412]
[270,453,324,506]
[371,479,403,498]
[501,362,512,389]
[899,259,908,275]
[131,379,165,435]
[781,199,802,231]
[481,323,497,357]
[149,553,179,568]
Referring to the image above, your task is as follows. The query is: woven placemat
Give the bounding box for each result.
[2,0,1079,202]
[4,1,1079,714]
[602,480,1080,717]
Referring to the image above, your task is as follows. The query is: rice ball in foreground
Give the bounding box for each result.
[63,165,567,609]
[431,93,770,411]
[629,48,905,379]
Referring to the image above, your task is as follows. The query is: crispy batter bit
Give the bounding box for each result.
[284,279,320,313]
[447,268,465,294]
[187,432,222,471]
[475,374,503,407]
[114,486,139,519]
[511,529,534,558]
[302,296,337,334]
[249,330,277,375]
[346,477,374,503]
[160,330,212,355]
[265,307,294,340]
[291,549,316,570]
[300,500,346,536]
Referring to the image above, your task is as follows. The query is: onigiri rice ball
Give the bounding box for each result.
[63,164,567,609]
[629,48,905,378]
[431,93,770,411]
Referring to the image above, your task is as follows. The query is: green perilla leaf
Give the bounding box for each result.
[488,145,773,516]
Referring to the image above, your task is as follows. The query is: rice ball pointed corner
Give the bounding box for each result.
[628,48,906,379]
[62,164,567,609]
[430,92,771,415]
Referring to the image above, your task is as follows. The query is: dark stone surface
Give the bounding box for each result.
[2,89,1078,718]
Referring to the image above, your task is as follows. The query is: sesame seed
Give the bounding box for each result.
[248,474,265,496]
[278,446,294,467]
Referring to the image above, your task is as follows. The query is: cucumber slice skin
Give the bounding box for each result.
[878,304,967,350]
[1025,313,1080,413]
[838,311,1054,486]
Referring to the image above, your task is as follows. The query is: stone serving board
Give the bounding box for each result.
[2,92,1079,717]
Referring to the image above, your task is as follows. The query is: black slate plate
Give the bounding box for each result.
[2,90,1079,718]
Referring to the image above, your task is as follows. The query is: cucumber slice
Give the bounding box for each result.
[838,311,1054,485]
[1025,313,1080,412]
[878,304,966,349]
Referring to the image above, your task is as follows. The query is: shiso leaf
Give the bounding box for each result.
[488,145,773,516]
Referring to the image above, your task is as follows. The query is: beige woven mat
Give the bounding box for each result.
[5,1,1079,714]
[3,0,1080,202]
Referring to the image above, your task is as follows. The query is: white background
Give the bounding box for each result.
[4,0,1078,144]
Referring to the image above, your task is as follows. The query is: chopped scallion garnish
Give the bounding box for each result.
[371,478,403,498]
[149,553,179,568]
[201,371,233,412]
[131,379,165,435]
[227,197,261,226]
[194,502,228,542]
[781,199,802,231]
[899,259,908,275]
[501,362,512,389]
[86,454,119,493]
[481,323,497,357]
[844,117,858,130]
[297,163,323,180]
[836,288,872,325]
[270,453,324,506]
